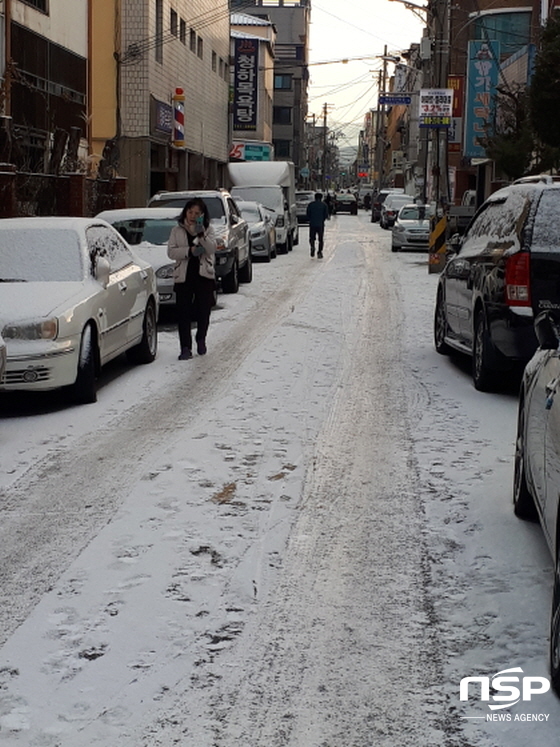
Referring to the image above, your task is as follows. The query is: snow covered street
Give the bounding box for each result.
[0,214,559,746]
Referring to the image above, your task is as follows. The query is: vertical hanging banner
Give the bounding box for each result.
[172,87,185,148]
[233,38,259,131]
[464,41,500,158]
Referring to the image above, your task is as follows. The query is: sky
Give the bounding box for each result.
[307,0,427,157]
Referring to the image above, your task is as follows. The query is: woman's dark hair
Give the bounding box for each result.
[178,198,210,228]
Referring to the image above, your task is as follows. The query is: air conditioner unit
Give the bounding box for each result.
[392,150,404,169]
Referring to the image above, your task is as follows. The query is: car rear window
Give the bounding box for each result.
[0,228,83,281]
[531,190,560,252]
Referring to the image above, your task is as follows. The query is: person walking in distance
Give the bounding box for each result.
[167,198,217,359]
[306,192,329,258]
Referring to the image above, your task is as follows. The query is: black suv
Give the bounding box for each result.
[148,189,250,293]
[434,176,560,390]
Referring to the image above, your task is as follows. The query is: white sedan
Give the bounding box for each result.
[96,207,180,305]
[0,217,159,404]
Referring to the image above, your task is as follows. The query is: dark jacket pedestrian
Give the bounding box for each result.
[306,193,329,258]
[167,198,217,359]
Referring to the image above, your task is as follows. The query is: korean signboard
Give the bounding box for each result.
[464,40,500,158]
[448,75,464,152]
[419,89,453,127]
[233,38,259,131]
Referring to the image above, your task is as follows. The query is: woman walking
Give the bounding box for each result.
[167,198,217,359]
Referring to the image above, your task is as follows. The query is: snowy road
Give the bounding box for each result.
[0,214,559,746]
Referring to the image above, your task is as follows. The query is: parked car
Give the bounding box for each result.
[237,200,277,262]
[380,193,416,229]
[391,203,433,252]
[333,192,358,215]
[96,207,180,305]
[148,189,250,293]
[513,311,560,695]
[296,190,317,224]
[371,187,404,222]
[0,332,6,383]
[434,176,560,391]
[0,217,159,404]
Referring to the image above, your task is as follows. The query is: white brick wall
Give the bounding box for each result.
[121,0,230,162]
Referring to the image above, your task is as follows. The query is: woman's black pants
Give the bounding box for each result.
[174,276,215,351]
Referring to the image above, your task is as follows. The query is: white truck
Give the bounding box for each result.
[228,161,299,253]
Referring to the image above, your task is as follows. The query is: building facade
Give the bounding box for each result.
[1,0,88,172]
[231,0,310,177]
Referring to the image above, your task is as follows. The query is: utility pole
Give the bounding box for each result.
[322,102,328,192]
[371,47,388,222]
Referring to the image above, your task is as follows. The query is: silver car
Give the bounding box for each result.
[238,200,277,262]
[97,207,180,305]
[391,204,433,252]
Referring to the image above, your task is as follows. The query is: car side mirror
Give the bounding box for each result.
[95,255,111,287]
[534,312,559,350]
[230,214,239,225]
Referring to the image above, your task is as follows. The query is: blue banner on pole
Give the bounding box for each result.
[464,40,500,158]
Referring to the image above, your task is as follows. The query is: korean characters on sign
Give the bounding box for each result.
[419,89,453,127]
[233,38,259,131]
[464,40,500,158]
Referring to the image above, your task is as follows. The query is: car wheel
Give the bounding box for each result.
[239,252,253,283]
[513,398,538,520]
[222,260,239,293]
[472,310,497,391]
[127,300,158,364]
[287,232,293,252]
[551,541,560,694]
[434,291,452,355]
[71,324,97,404]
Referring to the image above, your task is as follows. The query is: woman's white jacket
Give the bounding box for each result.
[167,222,217,283]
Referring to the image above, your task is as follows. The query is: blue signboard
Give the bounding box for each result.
[379,95,412,106]
[464,40,500,158]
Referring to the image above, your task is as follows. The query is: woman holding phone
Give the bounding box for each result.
[167,197,217,359]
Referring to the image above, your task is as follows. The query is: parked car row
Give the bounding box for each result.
[0,188,290,405]
[413,174,560,695]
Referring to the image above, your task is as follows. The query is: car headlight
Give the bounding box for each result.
[2,318,58,340]
[251,230,266,239]
[156,264,175,279]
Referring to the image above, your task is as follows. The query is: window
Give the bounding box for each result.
[274,74,292,90]
[273,140,291,158]
[170,9,178,36]
[190,28,196,52]
[87,227,134,273]
[180,19,186,44]
[21,0,48,11]
[197,36,203,59]
[212,51,217,72]
[471,12,531,58]
[219,58,224,77]
[155,0,163,63]
[223,62,229,81]
[273,107,292,125]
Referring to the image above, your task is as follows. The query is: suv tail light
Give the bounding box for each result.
[505,251,531,306]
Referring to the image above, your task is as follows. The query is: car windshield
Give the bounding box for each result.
[399,206,431,220]
[232,187,283,212]
[110,218,177,245]
[240,206,261,223]
[0,228,83,281]
[151,196,226,223]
